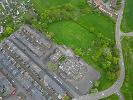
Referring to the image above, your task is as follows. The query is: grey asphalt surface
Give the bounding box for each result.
[74,0,126,100]
[115,91,124,100]
[122,32,133,36]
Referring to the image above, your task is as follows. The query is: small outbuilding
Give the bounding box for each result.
[0,26,3,34]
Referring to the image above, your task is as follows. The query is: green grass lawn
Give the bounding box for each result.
[121,37,133,100]
[32,0,70,11]
[32,0,117,92]
[100,94,118,100]
[76,13,115,40]
[121,0,133,32]
[48,20,96,49]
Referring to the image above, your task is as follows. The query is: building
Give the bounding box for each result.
[88,0,118,18]
[0,26,3,34]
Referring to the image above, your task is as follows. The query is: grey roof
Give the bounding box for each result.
[44,75,65,96]
[32,88,46,100]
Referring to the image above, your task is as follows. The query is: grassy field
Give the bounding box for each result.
[121,0,133,32]
[121,37,133,100]
[32,0,70,12]
[48,20,96,49]
[100,94,118,100]
[76,13,115,40]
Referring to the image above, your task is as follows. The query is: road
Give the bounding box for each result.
[74,0,126,100]
[122,32,133,36]
[115,91,124,100]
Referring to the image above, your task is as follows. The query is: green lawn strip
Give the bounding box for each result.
[76,12,115,40]
[100,94,118,100]
[121,0,133,32]
[121,37,133,100]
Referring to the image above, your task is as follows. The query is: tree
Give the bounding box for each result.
[79,0,87,8]
[74,48,84,56]
[107,72,115,80]
[46,32,55,39]
[112,57,119,65]
[63,95,71,100]
[103,60,111,69]
[63,3,75,11]
[5,26,13,35]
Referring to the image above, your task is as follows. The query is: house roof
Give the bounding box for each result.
[0,26,3,34]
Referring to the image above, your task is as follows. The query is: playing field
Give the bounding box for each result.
[48,20,96,49]
[121,37,133,100]
[121,0,133,32]
[76,13,115,40]
[32,0,70,13]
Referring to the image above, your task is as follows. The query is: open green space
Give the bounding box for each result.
[76,13,115,40]
[48,20,96,49]
[121,0,133,32]
[121,37,133,100]
[32,0,70,12]
[31,0,87,13]
[100,94,118,100]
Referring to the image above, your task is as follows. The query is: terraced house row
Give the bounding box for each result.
[0,25,100,100]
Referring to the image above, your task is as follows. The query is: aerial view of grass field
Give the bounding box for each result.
[121,0,133,32]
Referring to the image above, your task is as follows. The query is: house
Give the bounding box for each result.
[0,26,3,34]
